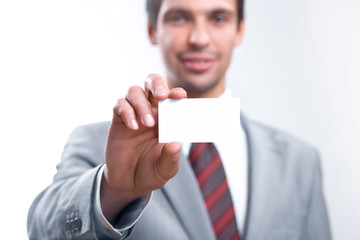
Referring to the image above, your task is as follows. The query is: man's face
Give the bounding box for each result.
[149,0,244,97]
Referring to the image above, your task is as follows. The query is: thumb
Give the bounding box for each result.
[156,142,182,181]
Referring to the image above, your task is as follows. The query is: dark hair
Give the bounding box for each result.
[146,0,244,29]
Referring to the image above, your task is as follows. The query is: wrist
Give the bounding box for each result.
[100,168,147,223]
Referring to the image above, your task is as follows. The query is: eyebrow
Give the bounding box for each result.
[211,9,235,17]
[163,7,236,18]
[163,8,192,18]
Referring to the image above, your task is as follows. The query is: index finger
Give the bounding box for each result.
[144,74,169,103]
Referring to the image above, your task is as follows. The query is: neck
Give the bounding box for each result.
[167,75,226,98]
[187,85,225,98]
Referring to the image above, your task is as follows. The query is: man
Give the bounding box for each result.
[27,0,332,239]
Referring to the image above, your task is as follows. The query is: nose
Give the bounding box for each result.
[189,20,210,49]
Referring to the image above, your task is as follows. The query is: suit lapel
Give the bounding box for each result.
[162,152,216,240]
[241,116,287,240]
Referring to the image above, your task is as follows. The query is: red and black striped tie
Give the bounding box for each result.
[189,143,241,240]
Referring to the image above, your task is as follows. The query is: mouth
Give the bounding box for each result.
[178,52,218,73]
[183,58,214,73]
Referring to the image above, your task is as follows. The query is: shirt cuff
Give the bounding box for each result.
[93,164,152,239]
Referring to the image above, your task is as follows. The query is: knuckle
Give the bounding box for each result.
[169,152,181,164]
[115,99,126,111]
[119,107,133,118]
[116,99,133,116]
[126,85,143,98]
[117,98,127,106]
[127,86,146,102]
[158,163,179,181]
[156,167,171,181]
[113,98,124,113]
[132,100,147,111]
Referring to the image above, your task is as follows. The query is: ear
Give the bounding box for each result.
[147,19,158,45]
[234,19,245,46]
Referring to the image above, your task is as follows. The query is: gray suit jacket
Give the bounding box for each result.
[27,116,331,240]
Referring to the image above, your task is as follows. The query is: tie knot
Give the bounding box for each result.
[189,143,217,165]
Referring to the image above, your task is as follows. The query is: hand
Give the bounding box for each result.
[101,74,187,223]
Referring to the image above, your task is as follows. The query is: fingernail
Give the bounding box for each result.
[144,114,155,127]
[155,87,167,97]
[130,119,139,130]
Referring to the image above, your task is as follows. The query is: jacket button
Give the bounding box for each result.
[73,217,82,232]
[65,217,82,233]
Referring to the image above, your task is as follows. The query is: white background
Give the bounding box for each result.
[1,0,359,239]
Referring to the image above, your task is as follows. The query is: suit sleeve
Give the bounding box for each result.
[27,124,149,239]
[301,152,332,240]
[93,165,152,240]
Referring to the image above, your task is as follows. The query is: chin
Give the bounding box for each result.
[181,78,220,95]
[169,69,223,93]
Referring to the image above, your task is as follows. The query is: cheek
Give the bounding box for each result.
[161,31,185,58]
[213,32,238,55]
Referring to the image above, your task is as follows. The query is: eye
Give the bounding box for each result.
[213,15,226,23]
[170,14,186,23]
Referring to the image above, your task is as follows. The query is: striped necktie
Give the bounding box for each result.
[189,143,241,240]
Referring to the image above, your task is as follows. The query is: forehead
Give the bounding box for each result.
[159,0,237,14]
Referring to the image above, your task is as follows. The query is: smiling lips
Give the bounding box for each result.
[178,52,218,73]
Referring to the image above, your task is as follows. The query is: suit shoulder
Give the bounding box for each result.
[243,117,324,198]
[243,116,320,166]
[64,121,111,156]
[69,121,110,140]
[72,121,111,134]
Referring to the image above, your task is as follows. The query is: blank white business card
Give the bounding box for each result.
[158,98,240,143]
